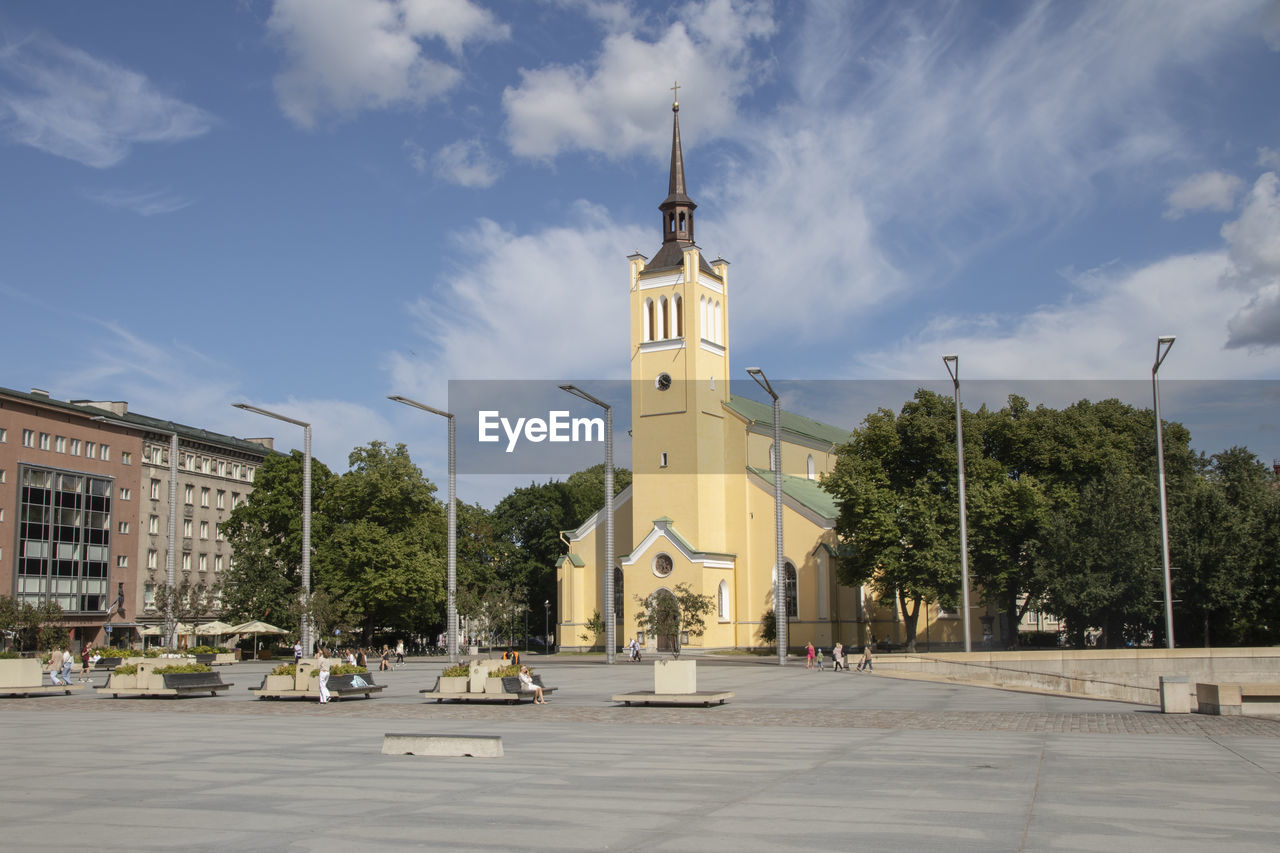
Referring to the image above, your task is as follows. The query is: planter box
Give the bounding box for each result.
[106,672,138,690]
[485,677,507,694]
[439,676,469,693]
[264,674,294,692]
[655,660,697,694]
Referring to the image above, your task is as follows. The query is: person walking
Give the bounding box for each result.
[60,647,75,686]
[379,646,390,671]
[394,639,405,666]
[294,641,303,664]
[80,645,93,683]
[858,643,873,673]
[317,648,332,703]
[815,647,824,670]
[48,649,65,686]
[832,642,845,673]
[805,642,815,670]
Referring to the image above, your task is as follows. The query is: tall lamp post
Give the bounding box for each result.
[746,367,787,666]
[544,599,550,655]
[1152,336,1176,649]
[388,395,458,665]
[233,404,313,656]
[559,384,615,664]
[942,355,973,653]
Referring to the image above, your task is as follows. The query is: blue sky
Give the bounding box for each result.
[2,1,1278,505]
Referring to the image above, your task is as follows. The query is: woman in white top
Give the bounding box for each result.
[518,666,546,704]
[317,649,332,703]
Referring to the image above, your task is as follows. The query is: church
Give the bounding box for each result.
[554,96,974,654]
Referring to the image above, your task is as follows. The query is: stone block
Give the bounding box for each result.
[1159,675,1190,713]
[382,733,503,758]
[654,659,697,694]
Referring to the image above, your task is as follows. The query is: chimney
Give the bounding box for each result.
[30,388,50,398]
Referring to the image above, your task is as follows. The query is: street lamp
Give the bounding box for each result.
[233,403,313,656]
[1152,336,1176,649]
[544,598,551,655]
[943,355,973,653]
[559,384,615,664]
[388,395,458,665]
[746,367,787,666]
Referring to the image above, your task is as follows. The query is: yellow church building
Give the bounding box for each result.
[555,98,980,654]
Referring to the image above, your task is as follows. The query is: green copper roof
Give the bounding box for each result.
[725,394,850,447]
[747,466,840,521]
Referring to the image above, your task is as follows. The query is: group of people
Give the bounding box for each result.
[805,641,873,672]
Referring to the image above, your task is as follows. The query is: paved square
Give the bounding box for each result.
[1,657,1276,852]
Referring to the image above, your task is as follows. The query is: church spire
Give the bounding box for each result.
[647,82,697,270]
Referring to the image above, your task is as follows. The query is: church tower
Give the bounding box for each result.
[628,90,732,554]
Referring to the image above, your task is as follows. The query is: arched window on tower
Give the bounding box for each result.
[668,213,676,234]
[718,580,729,620]
[807,454,816,480]
[645,298,655,341]
[673,293,683,337]
[678,211,686,234]
[714,300,723,343]
[699,295,707,340]
[658,295,669,339]
[785,562,798,619]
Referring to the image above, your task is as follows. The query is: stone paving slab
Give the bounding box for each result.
[1,657,1278,852]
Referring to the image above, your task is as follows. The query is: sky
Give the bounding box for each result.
[2,0,1279,506]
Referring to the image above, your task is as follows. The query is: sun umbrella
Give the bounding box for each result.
[194,620,235,637]
[229,620,287,658]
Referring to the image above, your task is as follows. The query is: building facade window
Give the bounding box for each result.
[117,521,129,534]
[184,484,194,505]
[217,489,225,509]
[147,549,157,569]
[718,580,730,620]
[199,520,209,539]
[22,429,34,447]
[85,441,95,458]
[119,487,131,500]
[144,582,156,611]
[149,515,159,535]
[70,439,81,456]
[785,562,798,619]
[100,444,110,461]
[198,553,208,573]
[183,519,192,538]
[182,552,191,572]
[150,478,161,500]
[116,555,128,568]
[653,553,674,578]
[15,465,112,611]
[200,487,210,507]
[55,436,66,453]
[39,433,50,450]
[0,427,7,442]
[120,451,131,465]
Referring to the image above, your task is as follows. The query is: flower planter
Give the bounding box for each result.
[439,676,469,693]
[485,677,507,694]
[264,674,293,692]
[106,672,137,690]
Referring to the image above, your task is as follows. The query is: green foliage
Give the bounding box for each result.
[153,580,221,643]
[270,663,297,676]
[633,583,714,659]
[822,390,960,651]
[0,596,65,652]
[185,646,231,656]
[152,663,214,675]
[221,449,336,626]
[758,609,777,646]
[308,663,368,677]
[578,609,606,647]
[442,664,470,677]
[113,664,139,675]
[492,664,522,678]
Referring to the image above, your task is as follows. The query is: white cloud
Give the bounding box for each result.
[1164,171,1244,219]
[85,187,193,216]
[433,138,502,187]
[388,202,649,400]
[1222,172,1280,348]
[502,1,775,160]
[0,35,213,168]
[857,250,1272,380]
[267,0,507,128]
[1260,147,1280,170]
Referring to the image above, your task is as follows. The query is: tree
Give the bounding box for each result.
[221,449,335,626]
[291,588,354,648]
[579,609,606,648]
[758,608,777,649]
[316,441,446,643]
[633,583,714,658]
[822,390,961,651]
[154,578,221,647]
[0,596,65,651]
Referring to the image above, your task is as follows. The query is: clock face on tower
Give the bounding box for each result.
[656,373,672,391]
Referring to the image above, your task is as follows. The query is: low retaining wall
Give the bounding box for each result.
[878,648,1280,707]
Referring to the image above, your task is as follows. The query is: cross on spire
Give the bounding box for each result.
[670,80,680,109]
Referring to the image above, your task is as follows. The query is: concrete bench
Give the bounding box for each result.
[250,670,383,701]
[420,674,556,704]
[1195,682,1280,716]
[0,659,86,697]
[382,733,503,758]
[107,666,233,698]
[326,672,384,699]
